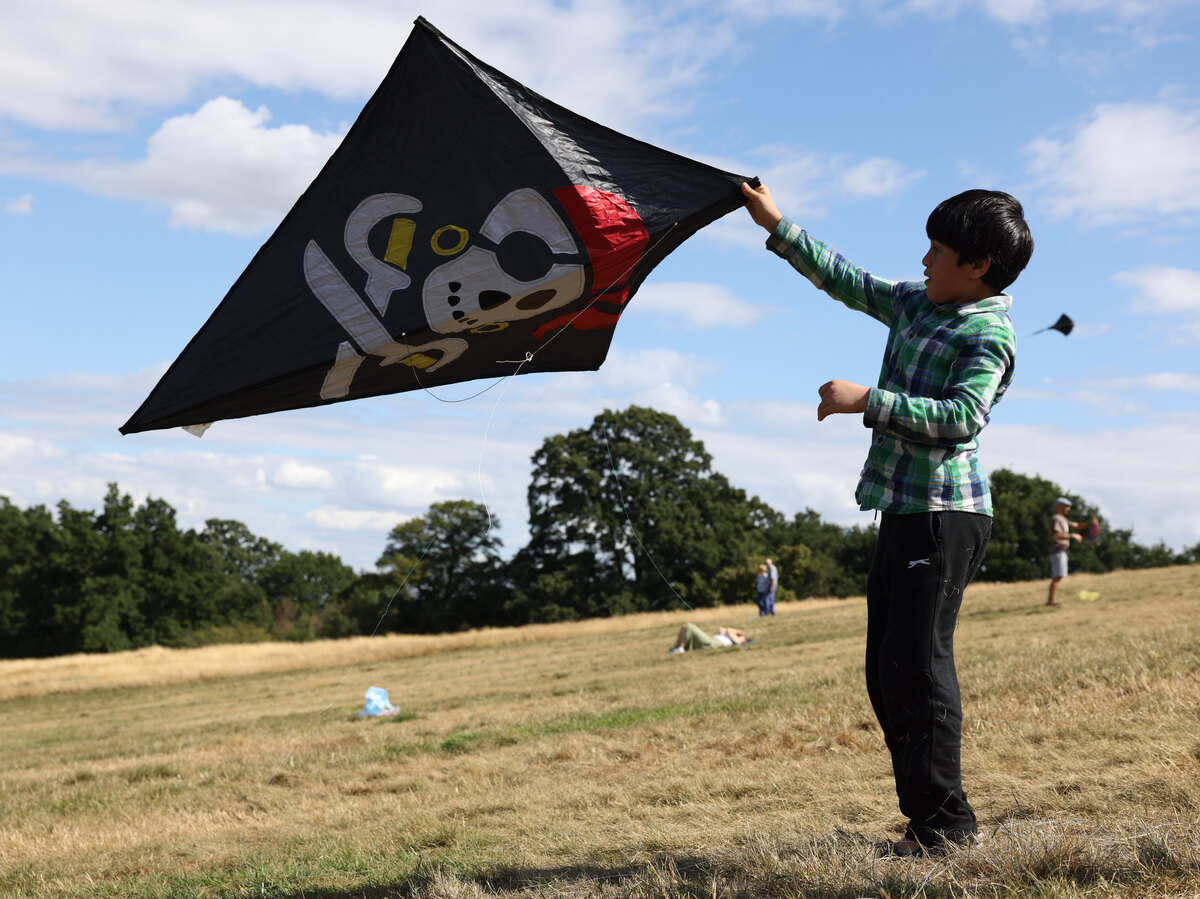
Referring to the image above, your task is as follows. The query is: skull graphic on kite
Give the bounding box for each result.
[120,17,755,436]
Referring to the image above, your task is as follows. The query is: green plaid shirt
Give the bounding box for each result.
[767,218,1016,516]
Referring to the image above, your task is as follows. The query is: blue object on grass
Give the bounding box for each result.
[358,686,401,717]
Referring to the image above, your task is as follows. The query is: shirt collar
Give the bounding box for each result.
[936,293,1012,316]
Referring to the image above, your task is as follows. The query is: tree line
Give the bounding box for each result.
[3,406,1195,658]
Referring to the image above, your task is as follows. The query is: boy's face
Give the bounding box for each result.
[922,240,992,305]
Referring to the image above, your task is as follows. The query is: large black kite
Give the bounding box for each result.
[121,17,754,435]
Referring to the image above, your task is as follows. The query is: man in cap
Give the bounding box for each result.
[1047,497,1086,606]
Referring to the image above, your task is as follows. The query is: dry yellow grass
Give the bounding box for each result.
[2,566,1198,898]
[0,604,762,702]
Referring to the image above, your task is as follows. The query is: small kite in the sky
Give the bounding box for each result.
[120,17,754,435]
[1033,314,1074,336]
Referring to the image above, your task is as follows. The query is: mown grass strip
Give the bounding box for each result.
[380,692,803,760]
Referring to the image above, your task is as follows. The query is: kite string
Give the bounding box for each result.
[599,409,690,611]
[242,504,456,888]
[468,221,690,577]
[444,220,793,633]
[597,410,809,683]
[406,218,685,539]
[242,374,571,890]
[242,220,713,890]
[247,297,587,862]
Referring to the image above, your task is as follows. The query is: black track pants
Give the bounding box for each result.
[865,510,991,846]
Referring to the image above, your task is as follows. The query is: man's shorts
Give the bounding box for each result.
[1050,551,1068,579]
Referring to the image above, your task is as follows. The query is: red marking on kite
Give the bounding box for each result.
[534,186,649,340]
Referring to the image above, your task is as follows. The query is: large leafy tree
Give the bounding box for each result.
[0,498,62,657]
[1,486,225,655]
[46,496,129,653]
[198,518,284,627]
[199,519,283,582]
[374,500,505,633]
[256,549,357,639]
[518,406,763,619]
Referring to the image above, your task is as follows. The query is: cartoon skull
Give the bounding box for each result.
[423,188,586,333]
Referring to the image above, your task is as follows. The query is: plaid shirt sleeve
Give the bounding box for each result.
[765,217,1016,514]
[766,218,899,326]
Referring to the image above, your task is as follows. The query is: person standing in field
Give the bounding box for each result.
[742,181,1033,857]
[755,562,770,616]
[763,557,778,615]
[1047,496,1085,606]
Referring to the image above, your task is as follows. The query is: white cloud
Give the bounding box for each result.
[1027,100,1200,226]
[1083,372,1200,393]
[0,432,65,468]
[979,0,1046,24]
[727,0,1188,27]
[633,282,764,329]
[1113,265,1200,345]
[718,0,843,24]
[355,461,468,509]
[305,507,407,532]
[0,0,399,131]
[839,157,925,197]
[0,2,746,233]
[695,398,866,518]
[0,1,730,136]
[763,147,924,213]
[1114,265,1200,314]
[711,146,925,248]
[596,347,717,394]
[272,460,335,489]
[904,0,1189,26]
[3,194,34,214]
[6,97,345,234]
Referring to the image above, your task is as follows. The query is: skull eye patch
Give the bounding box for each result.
[494,231,554,283]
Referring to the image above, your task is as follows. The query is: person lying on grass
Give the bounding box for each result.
[669,623,749,653]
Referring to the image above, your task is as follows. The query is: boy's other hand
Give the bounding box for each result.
[817,380,869,421]
[741,182,783,232]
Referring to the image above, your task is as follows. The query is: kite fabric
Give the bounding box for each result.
[1033,314,1074,336]
[120,16,755,435]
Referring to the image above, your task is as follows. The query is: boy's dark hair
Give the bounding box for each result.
[926,189,1033,292]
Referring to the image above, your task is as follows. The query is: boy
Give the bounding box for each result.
[741,182,1033,856]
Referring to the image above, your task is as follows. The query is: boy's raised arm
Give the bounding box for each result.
[743,181,879,424]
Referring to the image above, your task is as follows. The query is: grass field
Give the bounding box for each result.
[2,566,1198,898]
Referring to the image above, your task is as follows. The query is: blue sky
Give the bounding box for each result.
[3,0,1199,571]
